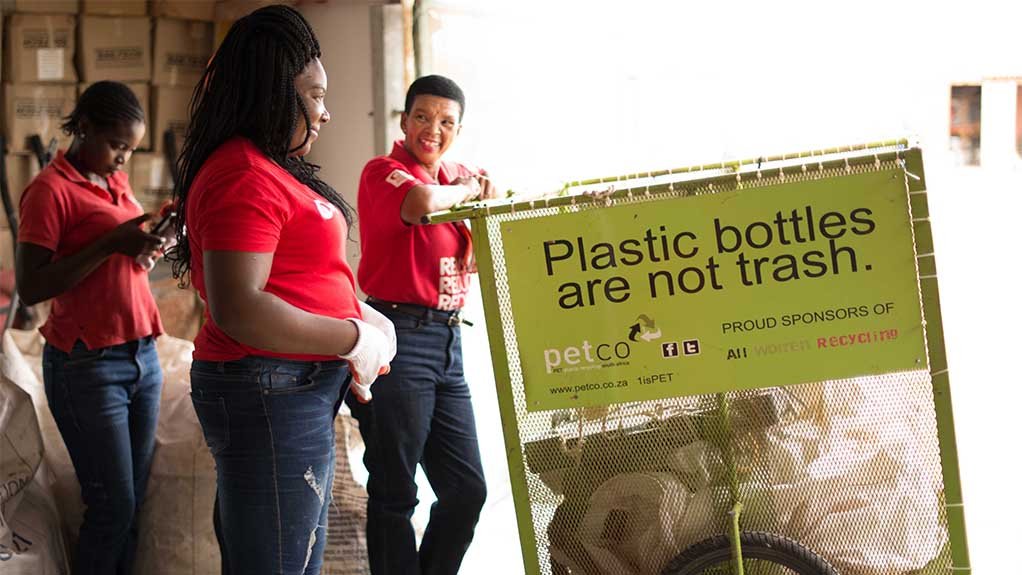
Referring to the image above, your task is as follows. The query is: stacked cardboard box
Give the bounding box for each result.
[2,83,76,154]
[215,0,292,22]
[4,13,77,83]
[2,13,77,152]
[130,152,174,213]
[151,85,191,156]
[153,17,212,88]
[78,15,153,84]
[9,1,78,14]
[1,0,222,234]
[152,0,217,22]
[0,2,265,328]
[151,17,211,153]
[81,0,148,17]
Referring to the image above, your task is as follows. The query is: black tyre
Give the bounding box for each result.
[661,531,839,575]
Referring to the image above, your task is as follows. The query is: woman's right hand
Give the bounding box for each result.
[104,214,165,258]
[452,175,483,204]
[339,318,395,402]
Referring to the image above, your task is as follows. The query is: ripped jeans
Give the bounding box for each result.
[190,356,349,575]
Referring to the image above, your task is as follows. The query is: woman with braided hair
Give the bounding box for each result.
[164,5,394,573]
[17,80,164,574]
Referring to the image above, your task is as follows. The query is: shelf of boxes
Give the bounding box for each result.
[1,0,223,235]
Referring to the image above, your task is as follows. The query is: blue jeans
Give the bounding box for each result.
[190,356,349,575]
[42,337,162,575]
[347,305,487,575]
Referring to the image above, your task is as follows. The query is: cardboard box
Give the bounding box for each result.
[1,153,41,229]
[2,84,75,153]
[0,230,13,270]
[78,81,151,150]
[129,152,174,212]
[215,0,296,22]
[4,14,77,84]
[150,0,217,22]
[82,0,148,16]
[78,16,153,83]
[153,18,212,87]
[151,85,190,155]
[10,0,78,14]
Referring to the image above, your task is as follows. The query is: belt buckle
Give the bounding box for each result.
[447,311,461,326]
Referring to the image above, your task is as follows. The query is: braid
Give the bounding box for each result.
[165,5,354,285]
[61,80,145,135]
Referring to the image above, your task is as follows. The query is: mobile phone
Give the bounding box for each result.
[151,211,176,235]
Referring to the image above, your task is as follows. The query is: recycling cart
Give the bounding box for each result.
[428,140,969,575]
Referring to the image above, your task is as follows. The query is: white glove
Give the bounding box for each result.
[358,301,397,360]
[339,318,394,402]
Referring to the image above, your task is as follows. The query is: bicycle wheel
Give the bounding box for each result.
[660,531,839,575]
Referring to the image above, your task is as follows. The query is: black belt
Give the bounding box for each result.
[366,297,471,326]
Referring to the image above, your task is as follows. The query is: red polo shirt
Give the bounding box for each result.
[358,141,475,310]
[18,150,163,352]
[187,138,361,362]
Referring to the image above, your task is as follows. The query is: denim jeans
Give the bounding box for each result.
[190,356,349,575]
[42,337,162,575]
[347,304,487,575]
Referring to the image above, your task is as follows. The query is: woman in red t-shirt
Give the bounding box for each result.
[17,81,166,574]
[163,7,394,573]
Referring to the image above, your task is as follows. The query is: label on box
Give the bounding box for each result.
[95,47,145,69]
[22,29,70,49]
[37,49,65,80]
[164,53,207,73]
[15,99,65,119]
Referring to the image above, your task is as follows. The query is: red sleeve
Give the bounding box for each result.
[191,168,291,253]
[359,157,424,233]
[18,179,67,252]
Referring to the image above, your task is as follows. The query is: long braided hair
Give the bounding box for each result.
[166,4,353,283]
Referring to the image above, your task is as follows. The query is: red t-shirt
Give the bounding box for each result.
[18,151,163,352]
[358,141,475,310]
[187,138,361,361]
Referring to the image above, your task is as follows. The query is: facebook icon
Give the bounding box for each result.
[662,342,680,358]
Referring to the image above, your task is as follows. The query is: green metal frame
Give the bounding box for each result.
[443,140,970,574]
[902,148,971,573]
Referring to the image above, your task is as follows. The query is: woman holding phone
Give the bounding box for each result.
[165,6,395,573]
[16,80,164,575]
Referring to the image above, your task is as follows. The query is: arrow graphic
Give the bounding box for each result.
[640,329,662,342]
[628,323,642,342]
[637,314,656,329]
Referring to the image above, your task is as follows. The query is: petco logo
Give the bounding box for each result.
[543,340,631,374]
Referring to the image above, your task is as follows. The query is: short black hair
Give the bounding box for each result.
[60,81,145,135]
[404,75,465,121]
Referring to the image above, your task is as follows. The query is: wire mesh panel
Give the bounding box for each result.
[448,144,965,575]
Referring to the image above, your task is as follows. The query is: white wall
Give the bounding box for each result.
[422,1,1022,574]
[297,1,375,269]
[425,0,1021,191]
